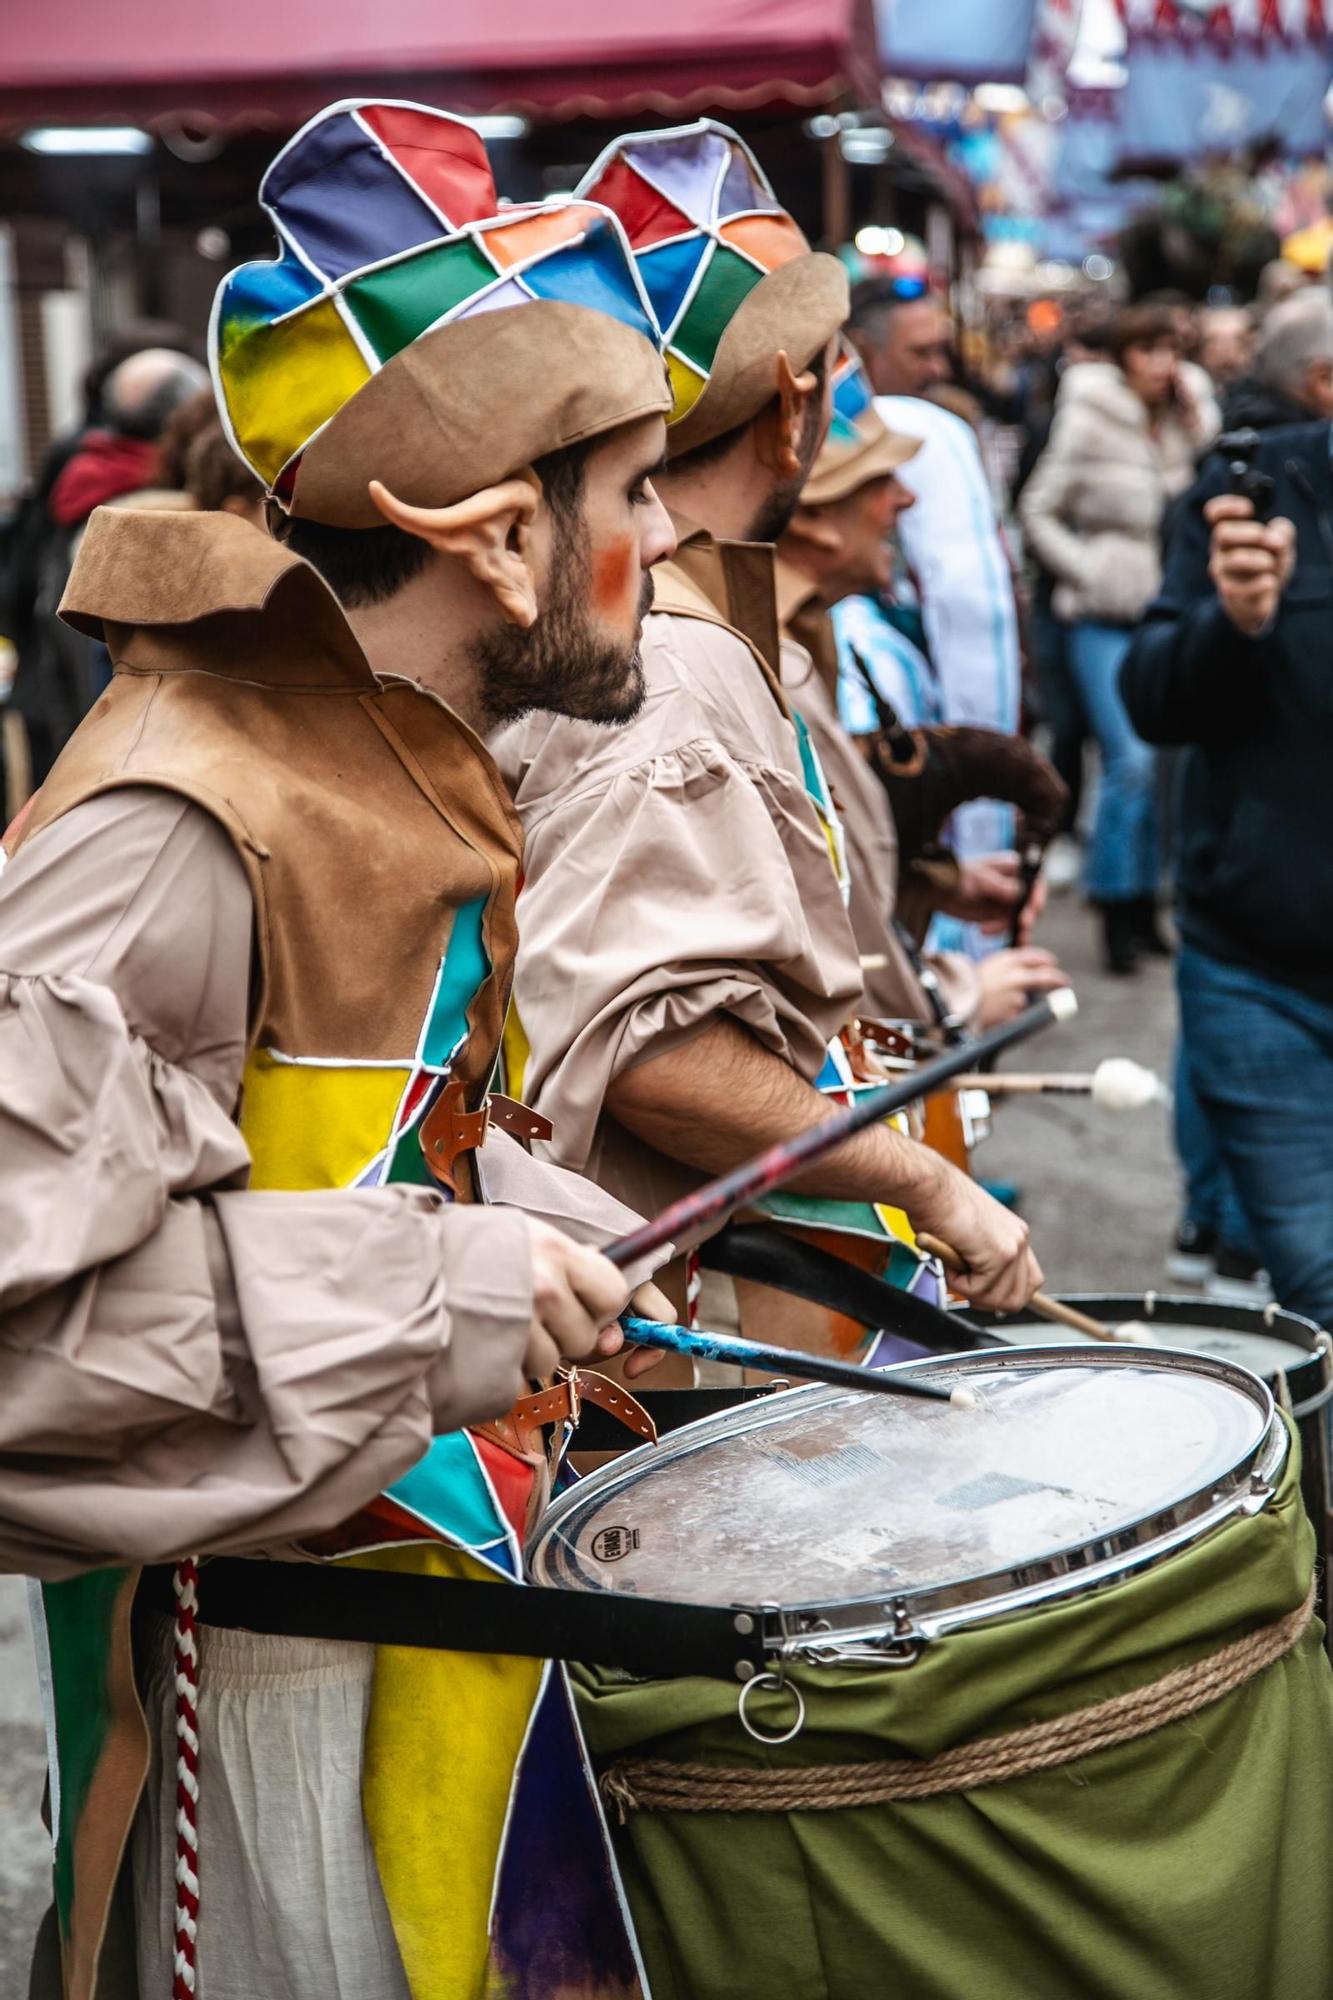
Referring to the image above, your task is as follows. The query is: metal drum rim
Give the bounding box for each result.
[968,1293,1333,1414]
[530,1346,1288,1650]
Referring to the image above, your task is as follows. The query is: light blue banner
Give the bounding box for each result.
[1117,42,1332,165]
[878,0,1039,84]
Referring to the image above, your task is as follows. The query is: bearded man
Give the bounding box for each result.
[3,100,680,2000]
[496,123,1042,1339]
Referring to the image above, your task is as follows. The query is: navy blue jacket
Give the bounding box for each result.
[1121,422,1333,996]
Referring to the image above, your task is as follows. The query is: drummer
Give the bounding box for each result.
[773,354,1069,1032]
[492,120,1042,1323]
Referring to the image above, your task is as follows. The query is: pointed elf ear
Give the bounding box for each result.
[757,349,820,480]
[785,505,843,559]
[368,472,543,628]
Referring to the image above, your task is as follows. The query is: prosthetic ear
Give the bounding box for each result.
[756,350,819,480]
[368,472,543,629]
[785,505,843,559]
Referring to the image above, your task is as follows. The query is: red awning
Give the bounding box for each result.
[0,0,879,131]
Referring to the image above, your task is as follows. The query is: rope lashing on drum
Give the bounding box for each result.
[599,1582,1315,1821]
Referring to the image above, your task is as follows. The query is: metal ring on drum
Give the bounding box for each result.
[737,1671,806,1746]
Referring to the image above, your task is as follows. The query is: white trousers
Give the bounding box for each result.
[132,1616,409,2000]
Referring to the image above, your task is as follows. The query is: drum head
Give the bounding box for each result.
[531,1349,1284,1639]
[980,1297,1322,1381]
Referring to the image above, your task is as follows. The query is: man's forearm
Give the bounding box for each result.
[605,1016,949,1213]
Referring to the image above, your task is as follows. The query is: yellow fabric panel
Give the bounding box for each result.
[352,1543,543,2000]
[500,999,531,1106]
[666,349,705,421]
[876,1112,917,1246]
[873,1202,917,1247]
[218,295,372,486]
[239,1050,410,1191]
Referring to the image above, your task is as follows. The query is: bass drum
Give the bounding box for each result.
[972,1293,1333,1647]
[534,1347,1333,2000]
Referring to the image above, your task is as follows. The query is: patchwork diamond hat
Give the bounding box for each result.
[578,119,849,457]
[211,99,670,528]
[801,348,921,507]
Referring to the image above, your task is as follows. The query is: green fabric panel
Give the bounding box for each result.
[385,1123,432,1186]
[420,895,489,1070]
[344,239,497,362]
[41,1569,133,1935]
[672,247,764,373]
[574,1427,1333,2000]
[755,1191,890,1241]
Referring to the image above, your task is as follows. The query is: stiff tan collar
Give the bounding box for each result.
[59,507,374,690]
[661,509,782,679]
[773,555,840,700]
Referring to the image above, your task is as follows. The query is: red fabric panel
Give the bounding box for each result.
[582,157,694,249]
[472,1434,537,1545]
[358,102,496,227]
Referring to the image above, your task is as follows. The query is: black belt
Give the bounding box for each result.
[139,1556,772,1682]
[138,1387,785,1681]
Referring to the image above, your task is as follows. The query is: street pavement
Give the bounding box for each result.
[0,887,1182,1987]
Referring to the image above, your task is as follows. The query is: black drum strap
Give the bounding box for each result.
[699,1222,997,1352]
[138,1558,770,1682]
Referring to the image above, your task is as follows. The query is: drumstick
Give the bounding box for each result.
[915,1233,1116,1343]
[605,988,1078,1272]
[620,1315,955,1403]
[949,1059,1163,1110]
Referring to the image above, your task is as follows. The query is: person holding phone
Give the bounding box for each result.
[1121,417,1333,1329]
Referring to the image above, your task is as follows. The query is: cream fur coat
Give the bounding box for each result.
[1020,361,1219,624]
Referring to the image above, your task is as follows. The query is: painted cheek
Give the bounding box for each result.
[591,536,637,619]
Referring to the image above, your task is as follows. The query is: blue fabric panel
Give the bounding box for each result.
[521,220,657,340]
[636,236,708,336]
[265,109,443,280]
[419,896,489,1069]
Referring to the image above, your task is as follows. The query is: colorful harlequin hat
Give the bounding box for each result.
[801,348,921,507]
[210,99,670,528]
[578,120,850,457]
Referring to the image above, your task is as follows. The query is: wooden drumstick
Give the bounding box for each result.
[915,1233,1117,1343]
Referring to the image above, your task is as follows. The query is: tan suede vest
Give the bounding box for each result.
[18,509,523,1191]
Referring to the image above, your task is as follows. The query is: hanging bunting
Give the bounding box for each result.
[1114,0,1333,168]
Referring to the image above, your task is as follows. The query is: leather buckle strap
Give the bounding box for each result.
[479,1367,658,1462]
[420,1080,489,1193]
[421,1087,553,1193]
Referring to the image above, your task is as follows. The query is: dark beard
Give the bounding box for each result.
[747,382,829,544]
[473,521,653,728]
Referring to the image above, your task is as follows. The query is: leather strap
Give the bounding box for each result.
[487,1095,554,1143]
[420,1078,488,1193]
[479,1367,658,1461]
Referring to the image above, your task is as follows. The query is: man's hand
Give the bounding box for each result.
[976,948,1067,1028]
[1205,494,1296,638]
[524,1221,633,1381]
[908,1155,1042,1312]
[594,1279,676,1379]
[937,851,1048,943]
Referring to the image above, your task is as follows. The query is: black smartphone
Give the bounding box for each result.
[1218,427,1276,523]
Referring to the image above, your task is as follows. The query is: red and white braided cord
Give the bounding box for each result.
[171,1557,201,1999]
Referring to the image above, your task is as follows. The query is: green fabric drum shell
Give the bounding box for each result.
[573,1431,1333,2000]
